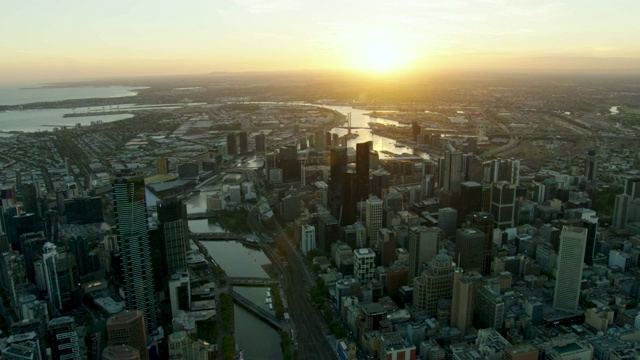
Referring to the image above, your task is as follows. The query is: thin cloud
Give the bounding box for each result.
[233,0,299,13]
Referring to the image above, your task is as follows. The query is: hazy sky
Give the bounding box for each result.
[1,0,639,83]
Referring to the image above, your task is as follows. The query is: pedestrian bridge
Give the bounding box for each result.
[228,277,278,287]
[229,289,284,331]
[192,233,261,249]
[191,232,242,240]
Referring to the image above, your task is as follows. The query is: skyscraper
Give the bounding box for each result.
[582,216,598,266]
[469,212,495,275]
[455,228,486,273]
[584,150,597,181]
[329,147,348,220]
[107,310,148,360]
[625,177,640,198]
[482,159,520,185]
[254,133,266,153]
[112,178,157,336]
[553,226,588,313]
[413,253,455,316]
[475,285,505,329]
[451,269,482,337]
[371,169,390,199]
[442,148,464,193]
[490,181,516,229]
[300,224,316,256]
[613,193,630,229]
[356,141,373,202]
[157,197,188,278]
[411,121,421,141]
[437,207,457,238]
[459,181,483,220]
[365,196,383,246]
[42,242,76,313]
[239,130,248,153]
[277,145,300,183]
[226,133,237,155]
[407,226,441,282]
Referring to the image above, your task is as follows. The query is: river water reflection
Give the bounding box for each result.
[190,217,281,359]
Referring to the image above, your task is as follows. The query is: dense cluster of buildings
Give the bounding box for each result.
[2,92,640,360]
[267,127,640,359]
[0,174,214,359]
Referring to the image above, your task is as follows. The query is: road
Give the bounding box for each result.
[249,207,335,360]
[275,231,335,360]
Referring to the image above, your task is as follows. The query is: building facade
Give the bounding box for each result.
[553,226,588,313]
[112,178,158,335]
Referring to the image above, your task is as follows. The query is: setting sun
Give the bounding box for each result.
[349,39,413,74]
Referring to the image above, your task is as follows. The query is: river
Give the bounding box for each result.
[186,198,283,360]
[321,105,430,159]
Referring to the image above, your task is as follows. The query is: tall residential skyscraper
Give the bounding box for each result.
[47,316,80,360]
[553,226,588,313]
[407,226,441,282]
[413,253,455,316]
[107,310,148,360]
[157,197,188,279]
[112,178,157,336]
[356,141,373,202]
[365,196,383,246]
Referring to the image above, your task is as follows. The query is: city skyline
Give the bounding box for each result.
[2,0,640,83]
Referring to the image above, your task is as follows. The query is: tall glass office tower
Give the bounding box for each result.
[113,177,157,335]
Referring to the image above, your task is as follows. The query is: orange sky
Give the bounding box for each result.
[1,0,639,83]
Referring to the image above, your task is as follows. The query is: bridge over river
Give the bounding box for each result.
[229,289,284,331]
[192,232,261,248]
[227,277,278,287]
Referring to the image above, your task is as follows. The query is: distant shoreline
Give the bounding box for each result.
[18,85,148,91]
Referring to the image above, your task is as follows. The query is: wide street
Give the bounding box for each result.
[275,231,335,360]
[249,205,335,360]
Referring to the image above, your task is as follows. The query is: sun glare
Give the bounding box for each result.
[350,40,412,74]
